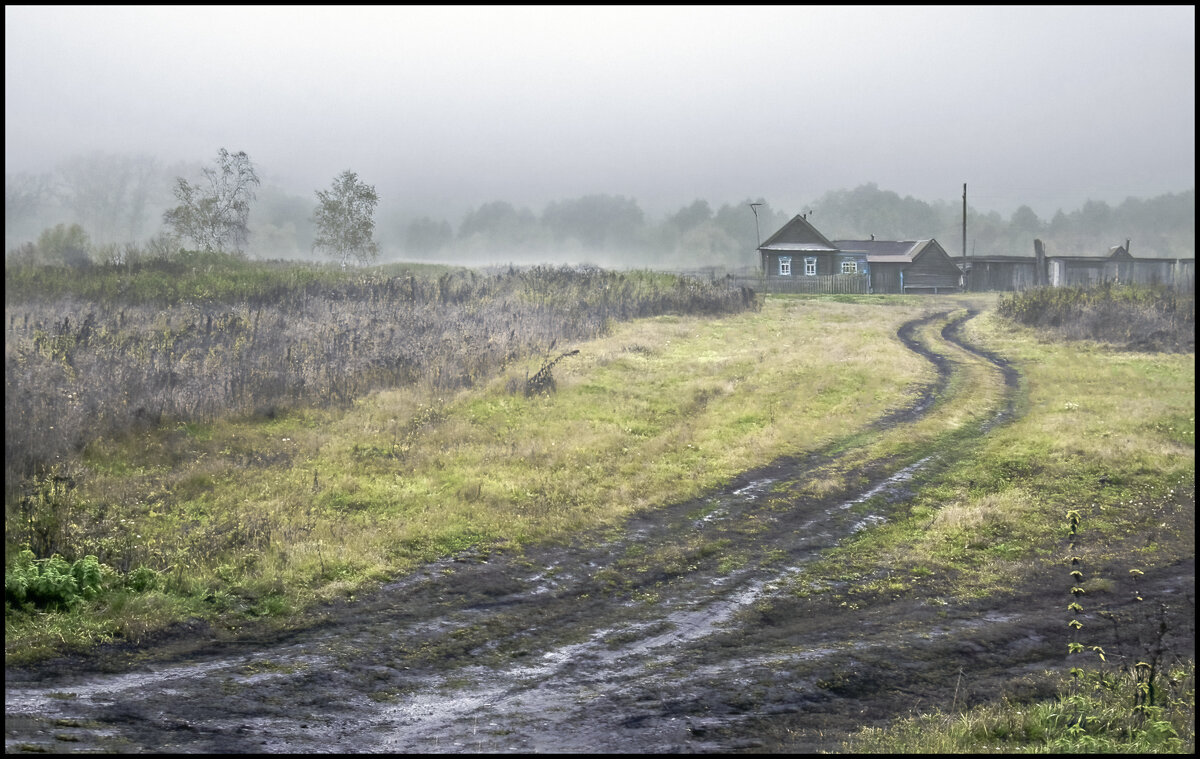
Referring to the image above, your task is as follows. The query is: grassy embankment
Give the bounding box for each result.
[6,291,937,664]
[772,291,1194,753]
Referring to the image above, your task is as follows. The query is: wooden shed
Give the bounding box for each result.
[958,241,1194,292]
[959,255,1041,292]
[1047,245,1193,289]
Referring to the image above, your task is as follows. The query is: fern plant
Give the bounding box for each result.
[5,549,103,611]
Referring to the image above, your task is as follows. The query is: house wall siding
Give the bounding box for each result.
[962,260,1039,292]
[1172,260,1195,291]
[1050,258,1193,289]
[870,264,903,294]
[1123,259,1190,287]
[900,251,962,292]
[762,252,844,278]
[960,257,1194,292]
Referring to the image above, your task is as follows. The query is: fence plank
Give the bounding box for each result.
[741,274,868,294]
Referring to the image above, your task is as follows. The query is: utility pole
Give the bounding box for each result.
[749,203,764,276]
[962,183,967,258]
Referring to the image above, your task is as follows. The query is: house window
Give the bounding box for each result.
[841,260,858,274]
[778,256,791,276]
[804,257,817,276]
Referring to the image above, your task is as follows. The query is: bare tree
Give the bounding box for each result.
[313,170,379,268]
[163,149,260,253]
[5,171,54,251]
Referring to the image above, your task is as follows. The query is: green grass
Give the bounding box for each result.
[6,295,939,661]
[843,663,1195,753]
[792,308,1194,604]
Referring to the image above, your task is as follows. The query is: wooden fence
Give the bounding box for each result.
[748,274,869,295]
[670,270,871,295]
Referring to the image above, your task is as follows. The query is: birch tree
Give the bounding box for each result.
[313,170,379,268]
[163,149,260,252]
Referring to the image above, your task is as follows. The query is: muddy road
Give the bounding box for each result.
[6,309,1194,753]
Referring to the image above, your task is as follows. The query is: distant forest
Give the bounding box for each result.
[5,152,1194,270]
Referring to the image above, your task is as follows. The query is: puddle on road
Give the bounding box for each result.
[5,657,246,714]
[366,454,947,751]
[836,455,933,512]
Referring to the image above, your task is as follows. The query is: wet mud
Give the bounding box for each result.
[6,309,1194,753]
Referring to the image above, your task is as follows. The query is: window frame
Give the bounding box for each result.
[778,256,792,276]
[841,260,858,274]
[804,257,817,276]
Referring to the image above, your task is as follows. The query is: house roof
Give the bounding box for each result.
[758,215,839,253]
[958,255,1037,265]
[834,239,932,264]
[1043,247,1132,260]
[969,244,1131,260]
[965,253,1194,263]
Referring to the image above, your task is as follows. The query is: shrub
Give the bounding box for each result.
[997,284,1194,351]
[125,565,160,593]
[5,549,103,611]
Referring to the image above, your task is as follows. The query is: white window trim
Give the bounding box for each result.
[841,260,858,274]
[804,257,817,276]
[779,256,791,276]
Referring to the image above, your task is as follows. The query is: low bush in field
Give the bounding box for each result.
[996,283,1194,352]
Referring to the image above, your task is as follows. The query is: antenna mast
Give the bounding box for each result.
[962,183,967,258]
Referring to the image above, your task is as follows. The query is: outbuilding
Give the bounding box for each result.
[834,238,963,294]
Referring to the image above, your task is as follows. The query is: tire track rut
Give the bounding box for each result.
[7,309,1036,753]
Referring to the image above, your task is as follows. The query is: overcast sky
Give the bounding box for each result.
[5,5,1195,220]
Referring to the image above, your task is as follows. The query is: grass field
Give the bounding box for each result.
[5,287,1193,752]
[6,294,935,660]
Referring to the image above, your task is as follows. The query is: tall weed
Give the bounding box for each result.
[997,283,1194,351]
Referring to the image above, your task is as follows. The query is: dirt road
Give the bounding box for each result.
[6,310,1194,753]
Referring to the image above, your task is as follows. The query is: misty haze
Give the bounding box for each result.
[4,6,1195,269]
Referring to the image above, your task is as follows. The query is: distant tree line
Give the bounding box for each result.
[5,151,1194,267]
[806,183,1195,260]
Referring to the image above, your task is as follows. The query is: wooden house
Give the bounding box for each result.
[757,214,962,294]
[758,215,856,277]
